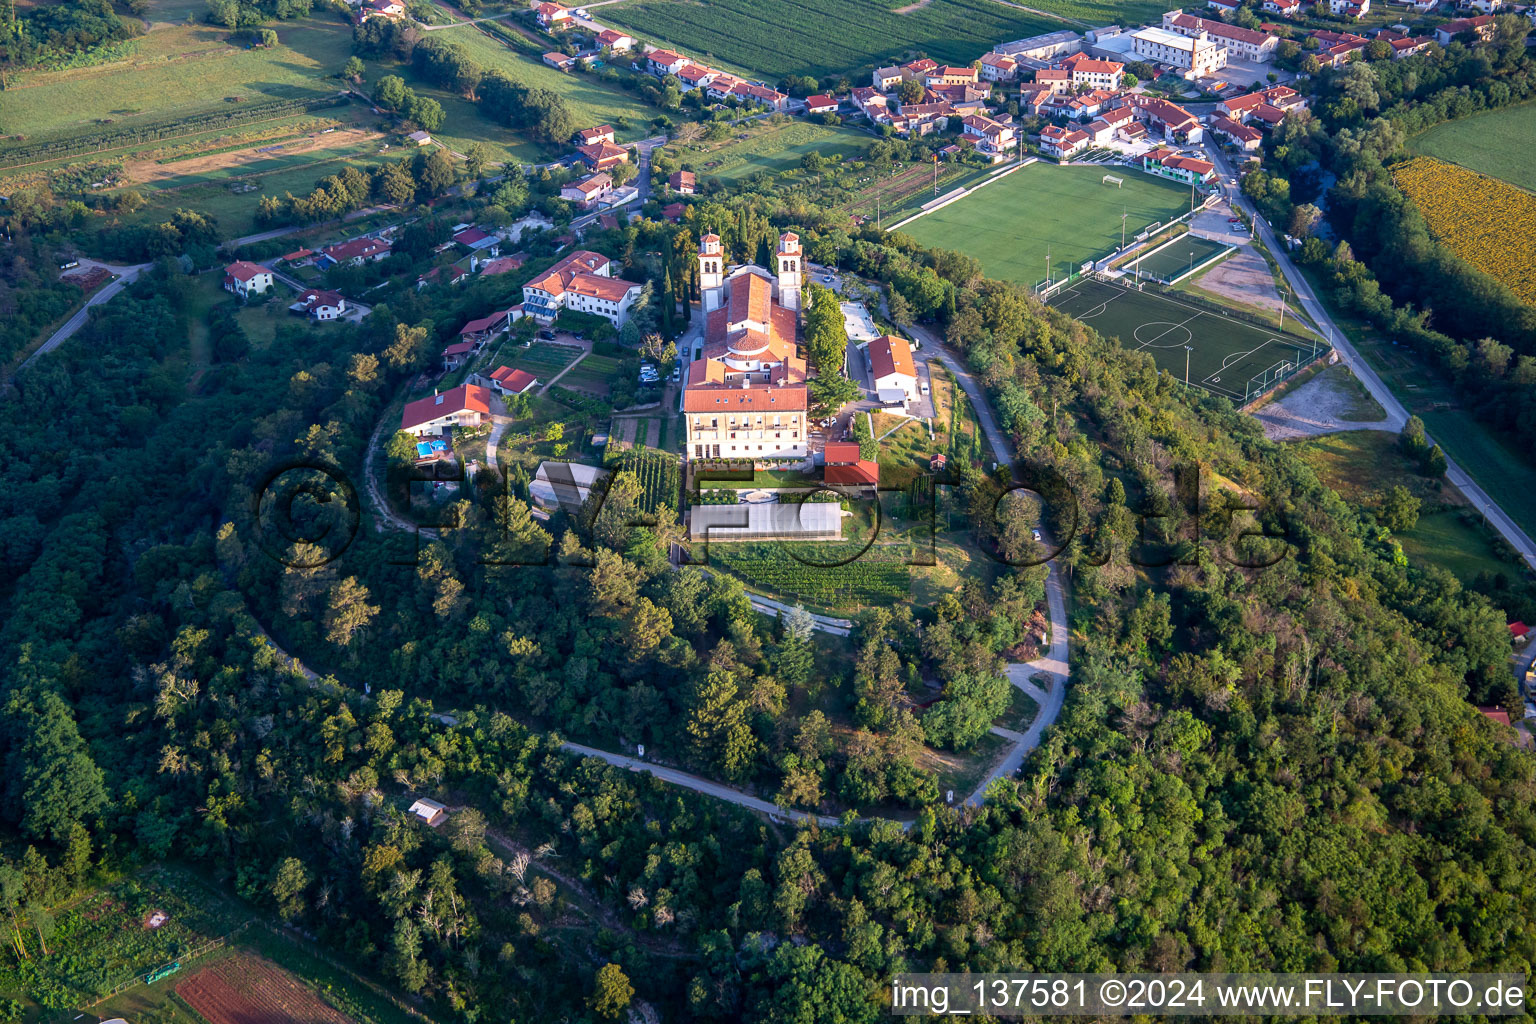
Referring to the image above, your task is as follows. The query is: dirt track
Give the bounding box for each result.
[123,127,380,186]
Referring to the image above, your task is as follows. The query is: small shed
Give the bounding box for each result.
[409,798,449,827]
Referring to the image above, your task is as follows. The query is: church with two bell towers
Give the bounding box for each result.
[682,231,811,462]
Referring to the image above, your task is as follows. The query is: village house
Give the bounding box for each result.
[705,74,746,102]
[668,170,696,194]
[408,799,449,827]
[1033,67,1072,93]
[1328,0,1371,18]
[1127,94,1204,141]
[872,66,905,91]
[677,64,717,91]
[1377,29,1435,56]
[543,51,576,70]
[851,87,888,119]
[661,201,687,222]
[978,52,1019,81]
[560,172,613,208]
[1132,25,1228,77]
[804,94,838,114]
[1043,87,1120,120]
[1061,52,1126,88]
[522,249,644,327]
[401,385,493,437]
[280,247,314,266]
[646,48,688,76]
[459,308,515,346]
[1262,0,1303,14]
[732,82,790,110]
[289,288,347,321]
[684,233,808,461]
[1039,123,1091,158]
[1460,0,1503,12]
[576,125,614,146]
[822,442,879,488]
[222,260,272,298]
[1209,115,1264,149]
[866,334,918,403]
[1310,28,1371,63]
[453,226,499,251]
[441,341,474,370]
[358,0,405,21]
[576,140,629,170]
[1218,84,1303,120]
[534,1,570,28]
[1163,10,1280,60]
[922,65,980,87]
[479,254,528,277]
[1083,117,1119,145]
[319,236,390,268]
[1435,14,1495,42]
[596,28,634,51]
[1143,147,1216,184]
[1208,0,1242,13]
[961,113,1018,161]
[488,366,539,396]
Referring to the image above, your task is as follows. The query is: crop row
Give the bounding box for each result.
[619,449,683,513]
[713,543,910,608]
[1393,156,1536,304]
[0,96,347,170]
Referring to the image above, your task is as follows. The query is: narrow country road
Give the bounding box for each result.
[1202,140,1536,570]
[15,259,151,375]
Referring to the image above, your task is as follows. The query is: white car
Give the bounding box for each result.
[821,275,833,283]
[919,382,930,395]
[1032,528,1042,542]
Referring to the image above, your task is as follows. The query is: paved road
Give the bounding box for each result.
[15,259,151,375]
[561,741,843,826]
[1202,141,1536,570]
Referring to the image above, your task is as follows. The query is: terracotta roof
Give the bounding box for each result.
[669,170,695,187]
[443,342,473,356]
[687,359,726,386]
[682,383,807,413]
[806,94,836,108]
[224,260,267,282]
[1251,103,1287,124]
[577,125,613,143]
[453,227,492,245]
[401,385,492,431]
[648,48,685,64]
[727,271,773,326]
[867,335,915,380]
[577,141,628,165]
[322,237,390,262]
[459,309,509,335]
[597,29,629,44]
[1070,58,1124,74]
[567,274,638,302]
[524,250,612,297]
[1170,12,1274,45]
[281,248,313,261]
[480,253,527,275]
[823,441,862,462]
[825,459,879,486]
[1212,115,1263,142]
[489,366,538,393]
[1479,707,1513,726]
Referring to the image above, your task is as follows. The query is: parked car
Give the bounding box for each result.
[821,275,833,283]
[920,382,930,395]
[538,329,556,340]
[1032,528,1042,542]
[59,259,79,270]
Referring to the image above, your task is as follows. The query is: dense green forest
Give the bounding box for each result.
[0,158,1532,1021]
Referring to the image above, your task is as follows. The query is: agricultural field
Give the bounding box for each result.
[1407,102,1536,192]
[600,0,1062,79]
[497,341,584,380]
[423,26,657,141]
[1392,156,1536,304]
[617,448,684,512]
[176,952,354,1024]
[0,11,356,147]
[900,163,1197,288]
[708,539,916,611]
[0,870,239,1014]
[679,120,872,183]
[560,352,624,396]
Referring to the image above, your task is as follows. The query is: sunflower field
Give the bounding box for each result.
[1392,156,1536,305]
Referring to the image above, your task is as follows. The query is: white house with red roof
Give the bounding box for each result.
[979,52,1019,81]
[1061,52,1125,88]
[1209,115,1264,149]
[822,442,878,488]
[804,94,838,114]
[1328,0,1370,18]
[961,114,1018,161]
[534,1,571,28]
[289,288,347,321]
[1262,0,1303,14]
[1143,147,1216,184]
[646,48,688,76]
[522,250,643,326]
[459,308,515,344]
[1163,10,1280,61]
[576,125,614,146]
[319,236,390,267]
[677,64,717,91]
[223,260,272,298]
[596,28,634,51]
[401,385,493,437]
[1039,124,1091,158]
[358,0,405,21]
[561,172,614,208]
[488,366,539,395]
[1435,14,1495,42]
[864,335,918,403]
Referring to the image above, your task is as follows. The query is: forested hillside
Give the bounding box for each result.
[0,205,1533,1021]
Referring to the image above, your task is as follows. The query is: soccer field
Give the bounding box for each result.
[1129,234,1233,283]
[899,164,1198,288]
[1050,278,1325,402]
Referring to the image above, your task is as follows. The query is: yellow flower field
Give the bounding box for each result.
[1392,156,1536,305]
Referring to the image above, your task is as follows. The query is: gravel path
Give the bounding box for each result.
[1253,363,1398,440]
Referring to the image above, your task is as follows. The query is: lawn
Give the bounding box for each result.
[1292,429,1450,507]
[1398,508,1517,584]
[599,0,1061,78]
[1408,102,1536,192]
[426,25,657,142]
[900,163,1197,289]
[680,121,873,183]
[1,15,355,146]
[1050,277,1325,403]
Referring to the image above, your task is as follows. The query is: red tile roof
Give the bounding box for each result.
[868,335,915,380]
[682,383,808,413]
[224,260,267,283]
[490,366,538,393]
[401,384,492,431]
[727,271,773,326]
[825,459,879,486]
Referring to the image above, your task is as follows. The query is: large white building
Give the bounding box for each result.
[1132,25,1228,77]
[521,250,643,327]
[1162,10,1279,62]
[685,232,809,461]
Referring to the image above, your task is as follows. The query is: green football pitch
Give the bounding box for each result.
[1130,234,1233,283]
[1050,278,1326,402]
[898,163,1198,287]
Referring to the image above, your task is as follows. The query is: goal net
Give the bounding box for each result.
[1102,174,1123,187]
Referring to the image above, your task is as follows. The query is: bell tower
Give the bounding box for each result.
[775,231,802,315]
[699,232,725,312]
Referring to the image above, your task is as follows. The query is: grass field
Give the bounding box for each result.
[1051,278,1325,402]
[1132,234,1233,283]
[599,0,1060,78]
[899,163,1196,287]
[498,341,584,379]
[427,25,656,141]
[1408,102,1536,192]
[2,14,355,145]
[682,121,872,182]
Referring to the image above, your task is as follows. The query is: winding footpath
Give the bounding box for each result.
[1201,141,1536,571]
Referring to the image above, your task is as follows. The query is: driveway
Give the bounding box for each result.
[1201,138,1536,570]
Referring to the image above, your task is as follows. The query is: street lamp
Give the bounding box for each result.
[1184,344,1193,385]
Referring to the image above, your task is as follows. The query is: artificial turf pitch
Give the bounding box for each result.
[1130,234,1233,283]
[1050,278,1326,402]
[900,163,1197,287]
